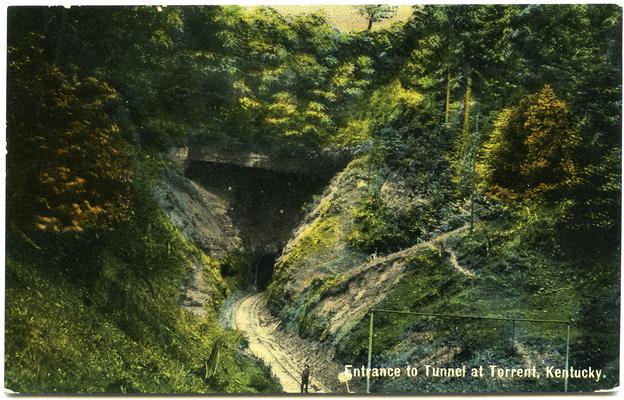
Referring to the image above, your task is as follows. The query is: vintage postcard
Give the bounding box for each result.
[4,2,621,394]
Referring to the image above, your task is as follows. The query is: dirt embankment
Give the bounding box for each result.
[153,166,242,258]
[313,226,469,343]
[153,165,241,316]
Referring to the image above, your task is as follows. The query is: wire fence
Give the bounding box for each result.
[361,309,571,394]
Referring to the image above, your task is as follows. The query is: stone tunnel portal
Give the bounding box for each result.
[185,160,333,289]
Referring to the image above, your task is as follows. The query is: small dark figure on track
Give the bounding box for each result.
[300,364,311,393]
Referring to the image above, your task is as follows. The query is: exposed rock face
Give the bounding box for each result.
[178,259,224,317]
[152,166,242,259]
[267,157,465,344]
[187,144,347,176]
[152,163,240,317]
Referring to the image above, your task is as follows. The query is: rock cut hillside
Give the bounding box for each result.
[266,154,619,393]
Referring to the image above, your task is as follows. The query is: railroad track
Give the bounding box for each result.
[233,292,332,393]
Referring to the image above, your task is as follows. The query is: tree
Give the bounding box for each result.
[356,5,398,30]
[7,37,131,233]
[478,85,580,202]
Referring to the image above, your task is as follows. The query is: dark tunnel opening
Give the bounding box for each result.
[253,251,278,290]
[185,160,333,288]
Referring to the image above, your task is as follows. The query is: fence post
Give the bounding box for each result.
[366,312,374,394]
[564,323,570,392]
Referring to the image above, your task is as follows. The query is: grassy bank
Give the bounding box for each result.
[4,159,280,394]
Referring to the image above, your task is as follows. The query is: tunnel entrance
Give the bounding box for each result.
[253,250,278,290]
[185,161,333,288]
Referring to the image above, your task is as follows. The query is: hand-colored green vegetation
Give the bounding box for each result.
[334,222,619,393]
[5,155,280,393]
[6,4,621,394]
[266,4,620,393]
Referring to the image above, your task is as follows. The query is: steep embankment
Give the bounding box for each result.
[4,157,280,393]
[267,156,465,342]
[153,164,243,259]
[152,165,242,315]
[266,157,619,393]
[267,157,374,334]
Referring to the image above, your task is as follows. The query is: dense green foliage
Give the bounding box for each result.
[5,156,280,393]
[7,6,396,158]
[7,35,131,233]
[344,4,621,257]
[6,4,621,394]
[478,85,581,200]
[267,3,620,394]
[336,222,619,393]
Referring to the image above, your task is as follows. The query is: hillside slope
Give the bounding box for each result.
[267,157,619,393]
[5,159,280,393]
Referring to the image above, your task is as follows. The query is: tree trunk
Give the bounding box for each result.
[367,18,373,30]
[462,64,472,136]
[462,64,474,233]
[470,110,480,234]
[53,7,66,66]
[445,68,451,125]
[444,46,453,125]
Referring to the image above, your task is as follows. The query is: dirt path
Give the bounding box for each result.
[314,225,469,340]
[233,292,342,393]
[448,249,476,278]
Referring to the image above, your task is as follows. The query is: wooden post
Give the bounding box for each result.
[564,323,570,392]
[366,312,374,393]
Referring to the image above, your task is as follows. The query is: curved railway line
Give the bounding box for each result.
[233,292,334,393]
